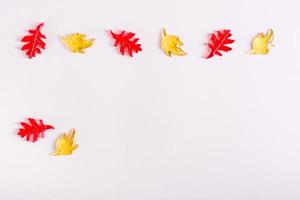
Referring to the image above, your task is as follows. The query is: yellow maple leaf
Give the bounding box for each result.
[161,28,187,57]
[52,129,79,156]
[248,29,274,55]
[60,33,94,53]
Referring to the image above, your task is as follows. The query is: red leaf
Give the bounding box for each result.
[17,118,54,142]
[110,30,142,57]
[21,23,46,59]
[205,29,234,59]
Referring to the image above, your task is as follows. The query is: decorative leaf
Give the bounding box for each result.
[248,29,274,55]
[52,129,79,156]
[17,118,54,142]
[21,23,46,59]
[160,28,187,57]
[60,33,94,53]
[110,30,142,57]
[205,29,234,59]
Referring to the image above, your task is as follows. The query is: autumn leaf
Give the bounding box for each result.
[52,129,79,156]
[60,33,94,53]
[21,23,46,59]
[248,29,274,55]
[205,29,234,59]
[17,118,54,142]
[110,30,142,57]
[161,28,187,57]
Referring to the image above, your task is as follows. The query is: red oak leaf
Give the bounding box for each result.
[205,29,234,59]
[21,23,46,59]
[17,118,54,142]
[110,30,142,57]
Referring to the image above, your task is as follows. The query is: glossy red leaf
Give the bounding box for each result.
[21,23,46,59]
[17,118,54,142]
[205,29,234,59]
[110,30,142,57]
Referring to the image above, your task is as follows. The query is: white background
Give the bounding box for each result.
[1,0,300,199]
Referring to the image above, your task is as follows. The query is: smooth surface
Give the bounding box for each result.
[1,0,300,199]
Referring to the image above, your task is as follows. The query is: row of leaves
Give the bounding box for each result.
[18,118,78,156]
[21,23,274,59]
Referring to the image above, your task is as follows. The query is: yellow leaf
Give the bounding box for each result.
[248,29,274,55]
[60,33,94,53]
[161,28,187,57]
[52,129,79,156]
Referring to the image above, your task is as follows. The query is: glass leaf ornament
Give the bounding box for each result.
[205,29,234,59]
[52,129,79,156]
[160,28,187,57]
[21,23,46,59]
[60,33,94,53]
[110,30,142,57]
[248,29,274,55]
[17,118,54,142]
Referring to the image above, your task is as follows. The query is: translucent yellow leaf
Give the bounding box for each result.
[161,28,187,57]
[60,33,94,53]
[248,29,274,55]
[52,129,79,156]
